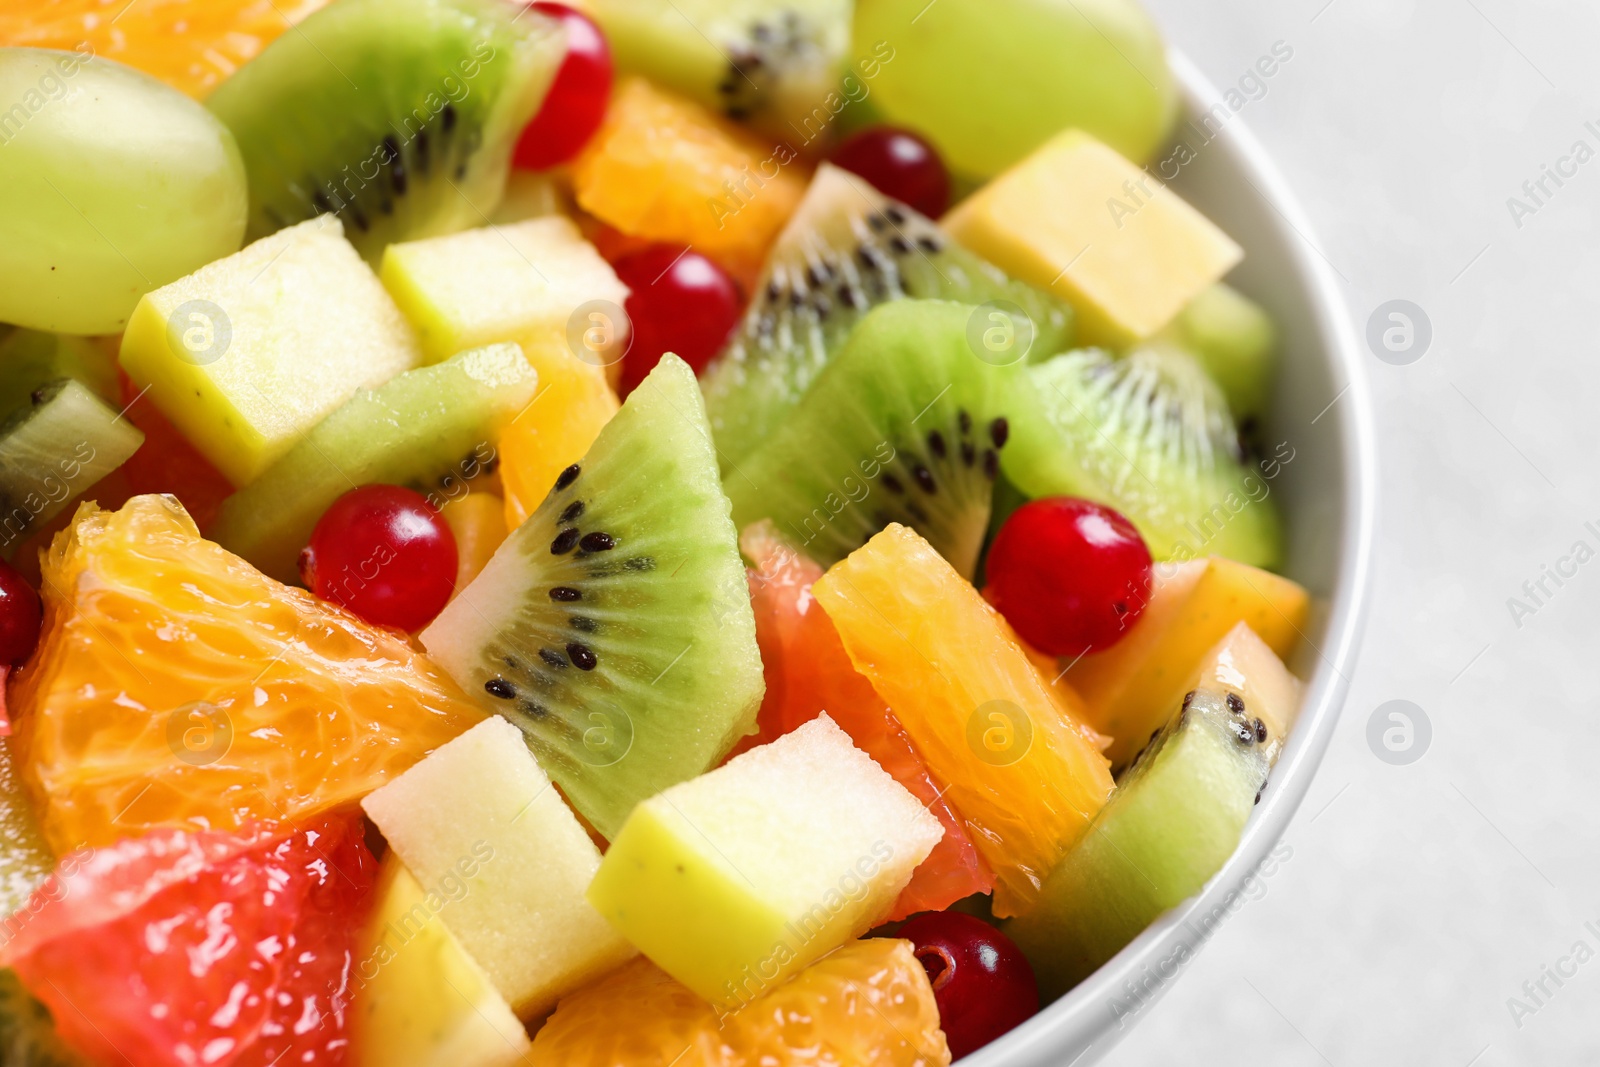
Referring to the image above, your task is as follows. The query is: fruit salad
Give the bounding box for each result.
[0,0,1311,1062]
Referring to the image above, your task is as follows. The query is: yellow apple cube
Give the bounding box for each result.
[586,715,942,1013]
[943,129,1243,346]
[361,716,635,1020]
[353,856,532,1067]
[118,216,421,486]
[1066,556,1309,765]
[380,216,631,363]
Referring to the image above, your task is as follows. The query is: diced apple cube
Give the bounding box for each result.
[353,855,532,1067]
[586,715,942,1013]
[1065,556,1309,765]
[360,716,635,1020]
[943,129,1243,347]
[379,217,630,363]
[118,216,421,486]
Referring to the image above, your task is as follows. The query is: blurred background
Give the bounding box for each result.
[1103,1,1600,1064]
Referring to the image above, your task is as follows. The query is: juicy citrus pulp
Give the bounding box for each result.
[0,0,330,99]
[572,77,806,288]
[11,495,483,853]
[499,339,620,530]
[530,938,951,1066]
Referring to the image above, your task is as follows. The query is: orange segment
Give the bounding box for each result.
[571,77,807,288]
[499,339,619,530]
[440,492,508,594]
[11,495,483,854]
[740,521,993,919]
[0,0,330,99]
[812,524,1115,918]
[530,938,950,1067]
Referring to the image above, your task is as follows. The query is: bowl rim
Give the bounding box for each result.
[960,49,1378,1067]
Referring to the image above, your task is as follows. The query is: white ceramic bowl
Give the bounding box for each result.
[961,52,1376,1067]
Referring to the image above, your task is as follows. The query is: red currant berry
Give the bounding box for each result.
[0,559,41,665]
[830,126,951,218]
[896,912,1038,1059]
[612,245,743,397]
[299,485,458,632]
[512,3,613,169]
[986,497,1153,657]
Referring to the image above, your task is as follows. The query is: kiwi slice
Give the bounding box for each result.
[206,0,565,263]
[0,330,117,417]
[1155,283,1278,420]
[0,380,144,560]
[589,0,848,142]
[1002,345,1282,569]
[725,300,1040,579]
[700,164,1073,467]
[420,355,764,839]
[211,343,537,583]
[1004,687,1271,999]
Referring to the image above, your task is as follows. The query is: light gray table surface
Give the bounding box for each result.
[1102,2,1600,1065]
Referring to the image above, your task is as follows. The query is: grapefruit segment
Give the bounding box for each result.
[11,495,483,853]
[116,370,245,533]
[812,524,1115,918]
[740,520,993,918]
[529,938,950,1067]
[1,813,375,1067]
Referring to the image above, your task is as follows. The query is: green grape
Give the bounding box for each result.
[0,48,247,335]
[852,0,1177,180]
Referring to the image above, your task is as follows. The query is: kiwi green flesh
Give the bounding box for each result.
[0,971,90,1067]
[211,343,536,583]
[1155,282,1278,420]
[701,164,1073,469]
[1002,346,1283,569]
[420,355,764,840]
[725,300,1035,579]
[206,0,564,265]
[0,331,117,417]
[0,380,144,561]
[1004,688,1270,999]
[973,470,1028,588]
[591,0,849,139]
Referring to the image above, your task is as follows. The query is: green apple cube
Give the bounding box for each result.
[379,216,631,363]
[353,856,532,1067]
[360,715,634,1020]
[118,216,421,486]
[586,715,943,1013]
